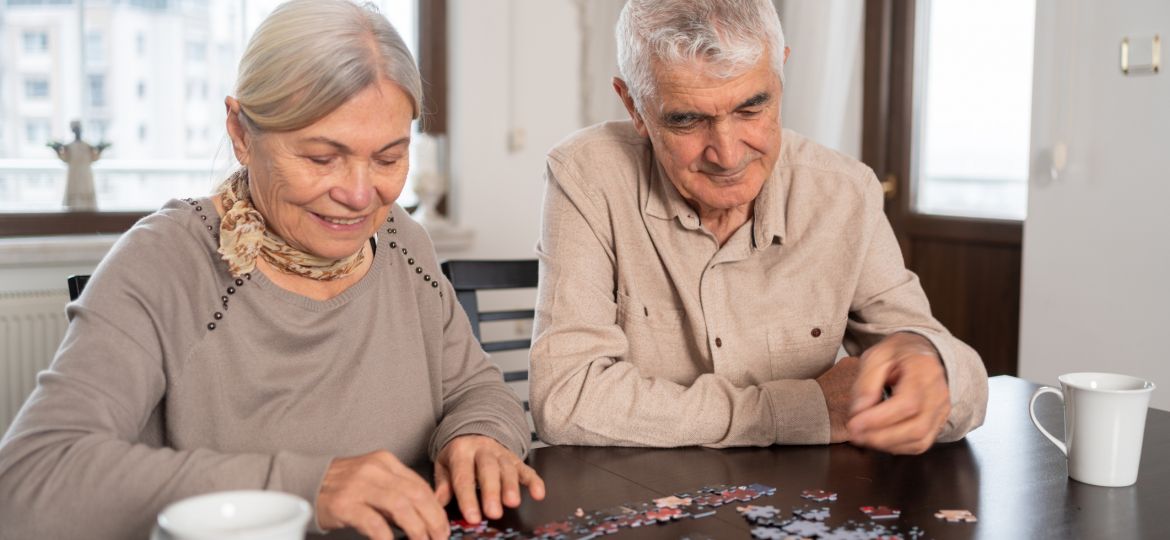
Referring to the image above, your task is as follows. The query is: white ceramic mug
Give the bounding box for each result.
[1029,372,1156,487]
[156,490,312,540]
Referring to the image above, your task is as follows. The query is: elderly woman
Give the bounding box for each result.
[0,2,542,539]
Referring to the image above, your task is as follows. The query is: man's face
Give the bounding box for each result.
[622,51,785,214]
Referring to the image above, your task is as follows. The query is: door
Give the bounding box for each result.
[1019,0,1169,409]
[863,0,1035,376]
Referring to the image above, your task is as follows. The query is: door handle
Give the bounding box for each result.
[881,173,898,200]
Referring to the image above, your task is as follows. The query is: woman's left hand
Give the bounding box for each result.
[434,435,546,524]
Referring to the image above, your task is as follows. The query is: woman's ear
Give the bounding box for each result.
[225,97,251,166]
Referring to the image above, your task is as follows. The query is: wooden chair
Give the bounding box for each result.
[440,259,540,442]
[67,275,90,301]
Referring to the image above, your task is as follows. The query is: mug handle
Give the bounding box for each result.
[1029,386,1068,456]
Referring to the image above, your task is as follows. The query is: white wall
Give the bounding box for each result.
[445,0,584,260]
[1019,0,1169,409]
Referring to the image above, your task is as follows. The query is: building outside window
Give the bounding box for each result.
[25,119,51,145]
[88,74,105,108]
[24,78,50,99]
[22,30,48,53]
[85,31,104,66]
[1,0,418,214]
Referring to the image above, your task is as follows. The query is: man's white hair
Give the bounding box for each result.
[616,0,786,112]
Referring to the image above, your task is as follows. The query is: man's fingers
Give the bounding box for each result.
[850,392,949,454]
[476,453,504,519]
[847,390,920,437]
[851,354,895,415]
[519,463,547,501]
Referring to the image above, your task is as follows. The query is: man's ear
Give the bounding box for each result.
[225,97,251,166]
[612,77,650,137]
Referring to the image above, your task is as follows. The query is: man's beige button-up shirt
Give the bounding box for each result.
[531,121,988,447]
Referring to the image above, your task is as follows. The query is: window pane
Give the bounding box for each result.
[1,0,418,213]
[912,0,1036,220]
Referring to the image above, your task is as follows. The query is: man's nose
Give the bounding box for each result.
[703,120,745,171]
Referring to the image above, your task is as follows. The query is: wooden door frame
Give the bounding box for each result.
[862,0,1022,253]
[862,0,1024,377]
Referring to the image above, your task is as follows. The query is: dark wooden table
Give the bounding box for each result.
[474,376,1170,539]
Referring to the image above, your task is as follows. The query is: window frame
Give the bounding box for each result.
[0,0,446,238]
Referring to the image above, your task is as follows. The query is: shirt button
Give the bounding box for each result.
[811,328,822,338]
[715,337,723,348]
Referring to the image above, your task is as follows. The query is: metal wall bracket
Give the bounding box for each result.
[1121,35,1161,75]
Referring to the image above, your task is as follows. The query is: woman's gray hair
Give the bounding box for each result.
[616,0,786,112]
[234,0,422,133]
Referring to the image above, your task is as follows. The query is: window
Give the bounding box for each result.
[25,119,51,145]
[186,41,207,63]
[911,0,1036,220]
[24,77,50,99]
[86,32,104,65]
[86,120,109,141]
[88,74,105,107]
[22,31,49,54]
[1,0,436,233]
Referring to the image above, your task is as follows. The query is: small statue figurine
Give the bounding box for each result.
[48,120,110,211]
[408,132,453,232]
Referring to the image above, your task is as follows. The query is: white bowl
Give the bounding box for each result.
[156,490,312,540]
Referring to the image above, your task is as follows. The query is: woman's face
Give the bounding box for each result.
[227,79,413,260]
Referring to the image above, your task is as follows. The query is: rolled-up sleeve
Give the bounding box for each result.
[843,173,989,441]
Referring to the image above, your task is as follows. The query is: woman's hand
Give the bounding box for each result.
[316,450,449,540]
[433,435,546,524]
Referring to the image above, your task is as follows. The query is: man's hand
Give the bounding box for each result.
[316,450,450,540]
[815,356,862,443]
[434,435,546,524]
[847,332,951,454]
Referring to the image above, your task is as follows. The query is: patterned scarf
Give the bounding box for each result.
[215,168,365,281]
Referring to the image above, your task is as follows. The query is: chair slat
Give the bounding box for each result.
[483,339,531,353]
[478,309,535,322]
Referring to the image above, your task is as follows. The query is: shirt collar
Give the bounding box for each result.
[645,159,703,230]
[643,143,789,246]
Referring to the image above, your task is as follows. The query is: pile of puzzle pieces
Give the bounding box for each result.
[448,483,777,539]
[736,488,977,539]
[738,502,922,540]
[448,482,977,539]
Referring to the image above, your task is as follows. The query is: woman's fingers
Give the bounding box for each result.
[316,450,449,539]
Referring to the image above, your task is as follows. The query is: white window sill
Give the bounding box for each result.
[0,234,120,268]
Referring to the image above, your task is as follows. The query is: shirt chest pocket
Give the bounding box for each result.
[615,291,698,383]
[767,317,848,379]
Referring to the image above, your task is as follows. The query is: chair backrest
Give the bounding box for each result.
[67,275,90,301]
[440,259,540,443]
[440,259,538,383]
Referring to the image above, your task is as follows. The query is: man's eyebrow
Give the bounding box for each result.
[298,136,410,153]
[737,92,771,109]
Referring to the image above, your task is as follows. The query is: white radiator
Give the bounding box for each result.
[0,290,69,436]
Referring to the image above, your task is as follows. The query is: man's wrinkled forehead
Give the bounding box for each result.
[644,54,779,116]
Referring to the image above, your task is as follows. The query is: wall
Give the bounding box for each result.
[445,0,583,261]
[1019,0,1168,409]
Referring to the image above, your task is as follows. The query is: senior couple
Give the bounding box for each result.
[0,0,987,539]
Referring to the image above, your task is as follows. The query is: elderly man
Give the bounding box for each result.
[530,0,987,454]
